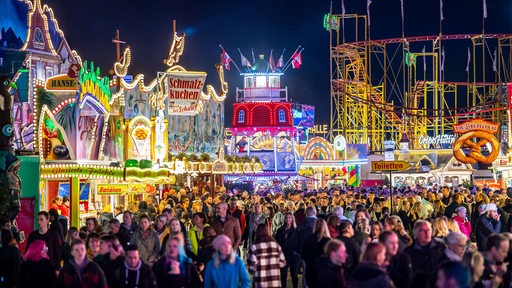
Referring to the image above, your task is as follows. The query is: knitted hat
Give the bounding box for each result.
[212,234,231,250]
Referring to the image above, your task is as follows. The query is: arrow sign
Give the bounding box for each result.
[371,161,411,172]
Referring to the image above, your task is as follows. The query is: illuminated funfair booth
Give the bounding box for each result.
[377,119,503,189]
[223,53,300,193]
[37,31,262,228]
[299,136,368,190]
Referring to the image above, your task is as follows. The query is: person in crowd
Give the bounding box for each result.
[337,219,361,274]
[0,229,21,288]
[462,251,486,288]
[86,232,101,260]
[379,231,412,288]
[49,208,65,241]
[49,195,63,215]
[435,261,472,288]
[26,211,61,272]
[370,220,384,242]
[113,244,158,288]
[438,231,468,263]
[433,199,447,218]
[481,234,509,287]
[82,217,103,235]
[19,239,57,288]
[405,220,446,287]
[197,226,217,270]
[61,226,80,265]
[162,217,193,256]
[446,218,462,234]
[247,203,269,248]
[316,238,347,288]
[350,242,395,287]
[154,214,170,247]
[56,239,108,288]
[227,197,247,238]
[203,235,251,288]
[408,202,423,224]
[61,196,70,218]
[444,193,463,218]
[327,214,341,238]
[384,215,412,252]
[271,202,287,235]
[189,212,209,255]
[153,234,202,288]
[354,216,371,246]
[130,214,160,267]
[432,217,450,240]
[94,234,126,288]
[275,211,300,288]
[296,205,317,286]
[108,218,131,249]
[302,218,331,288]
[248,223,286,288]
[398,199,412,231]
[122,211,139,240]
[210,202,242,251]
[475,203,502,251]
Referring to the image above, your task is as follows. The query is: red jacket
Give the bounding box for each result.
[453,215,472,239]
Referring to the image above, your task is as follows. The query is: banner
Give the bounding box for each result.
[167,72,207,115]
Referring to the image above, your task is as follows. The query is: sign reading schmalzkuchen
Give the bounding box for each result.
[167,71,206,115]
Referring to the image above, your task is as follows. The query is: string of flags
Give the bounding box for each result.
[219,46,303,73]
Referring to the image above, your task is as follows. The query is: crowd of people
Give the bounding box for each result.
[0,183,511,287]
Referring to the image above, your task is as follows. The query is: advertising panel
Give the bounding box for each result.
[167,71,207,115]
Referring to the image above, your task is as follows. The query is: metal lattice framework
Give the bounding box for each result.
[329,14,512,151]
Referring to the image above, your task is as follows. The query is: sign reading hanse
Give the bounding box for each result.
[167,71,207,115]
[45,74,77,91]
[371,161,412,172]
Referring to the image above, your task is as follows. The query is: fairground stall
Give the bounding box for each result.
[299,136,368,190]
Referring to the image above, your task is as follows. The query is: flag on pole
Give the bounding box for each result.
[483,0,487,18]
[440,0,444,21]
[493,48,497,72]
[269,50,276,72]
[342,0,346,33]
[291,50,302,69]
[277,53,284,68]
[466,47,471,72]
[422,46,426,71]
[239,50,252,68]
[400,0,404,23]
[441,47,445,71]
[251,48,256,65]
[367,0,372,26]
[221,48,232,71]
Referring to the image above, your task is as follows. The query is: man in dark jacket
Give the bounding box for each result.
[316,239,347,288]
[475,203,502,251]
[405,220,446,287]
[114,244,157,288]
[296,206,317,288]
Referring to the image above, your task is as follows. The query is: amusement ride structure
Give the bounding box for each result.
[326,8,512,152]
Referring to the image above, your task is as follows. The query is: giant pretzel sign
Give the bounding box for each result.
[452,119,500,164]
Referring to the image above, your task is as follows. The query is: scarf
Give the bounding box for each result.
[125,260,142,288]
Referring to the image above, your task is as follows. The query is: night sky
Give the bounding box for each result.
[43,0,511,126]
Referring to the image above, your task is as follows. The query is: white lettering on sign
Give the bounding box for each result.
[419,134,456,146]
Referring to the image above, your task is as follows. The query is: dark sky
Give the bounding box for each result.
[43,0,511,126]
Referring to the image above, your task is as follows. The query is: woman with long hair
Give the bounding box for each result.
[384,216,412,252]
[432,217,449,240]
[19,240,57,288]
[153,234,202,288]
[203,235,250,288]
[379,231,413,288]
[275,212,300,288]
[370,221,384,243]
[248,223,286,288]
[61,226,80,265]
[301,218,331,288]
[162,217,193,256]
[350,242,395,288]
[154,214,170,247]
[327,214,341,238]
[462,251,486,288]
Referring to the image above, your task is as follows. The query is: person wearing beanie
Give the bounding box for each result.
[203,235,250,288]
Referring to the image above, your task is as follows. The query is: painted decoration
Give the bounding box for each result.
[127,116,152,160]
[452,118,500,164]
[167,71,207,115]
